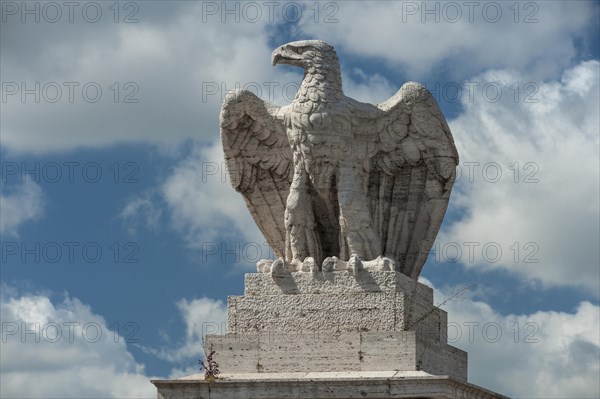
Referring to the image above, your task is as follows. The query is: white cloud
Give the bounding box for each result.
[0,287,156,398]
[139,296,226,365]
[119,194,163,236]
[0,179,45,237]
[341,68,396,104]
[161,141,265,250]
[0,2,298,154]
[116,139,280,267]
[439,60,599,294]
[425,280,600,397]
[172,297,227,362]
[298,1,597,79]
[5,1,596,154]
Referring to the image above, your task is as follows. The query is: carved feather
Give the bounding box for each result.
[361,82,459,279]
[220,90,293,258]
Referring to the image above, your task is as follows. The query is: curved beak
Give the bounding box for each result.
[271,46,302,67]
[271,51,283,66]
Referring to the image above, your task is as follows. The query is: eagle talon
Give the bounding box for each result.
[257,259,273,273]
[270,259,287,277]
[347,254,363,275]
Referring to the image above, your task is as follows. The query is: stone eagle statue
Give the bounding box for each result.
[220,40,458,280]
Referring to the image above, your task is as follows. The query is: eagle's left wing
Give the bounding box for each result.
[355,82,459,279]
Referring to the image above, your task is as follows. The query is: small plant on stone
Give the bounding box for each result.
[199,344,220,383]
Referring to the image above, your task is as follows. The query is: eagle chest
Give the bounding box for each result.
[287,104,347,159]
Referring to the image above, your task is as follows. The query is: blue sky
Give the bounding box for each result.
[1,1,599,397]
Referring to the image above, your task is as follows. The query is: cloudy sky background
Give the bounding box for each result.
[1,1,599,397]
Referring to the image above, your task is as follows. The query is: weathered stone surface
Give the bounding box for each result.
[154,267,505,398]
[243,270,433,300]
[227,291,446,340]
[228,271,446,343]
[208,271,459,383]
[229,291,400,333]
[205,331,466,381]
[221,40,459,279]
[153,371,509,399]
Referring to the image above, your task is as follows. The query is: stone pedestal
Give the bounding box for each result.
[152,270,508,398]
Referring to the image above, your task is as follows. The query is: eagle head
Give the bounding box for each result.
[271,40,336,68]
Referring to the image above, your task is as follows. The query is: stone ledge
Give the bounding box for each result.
[209,370,435,380]
[244,270,433,303]
[232,270,441,338]
[227,289,446,341]
[205,331,466,381]
[152,371,509,399]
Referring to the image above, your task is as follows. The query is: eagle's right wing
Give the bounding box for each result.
[220,90,293,258]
